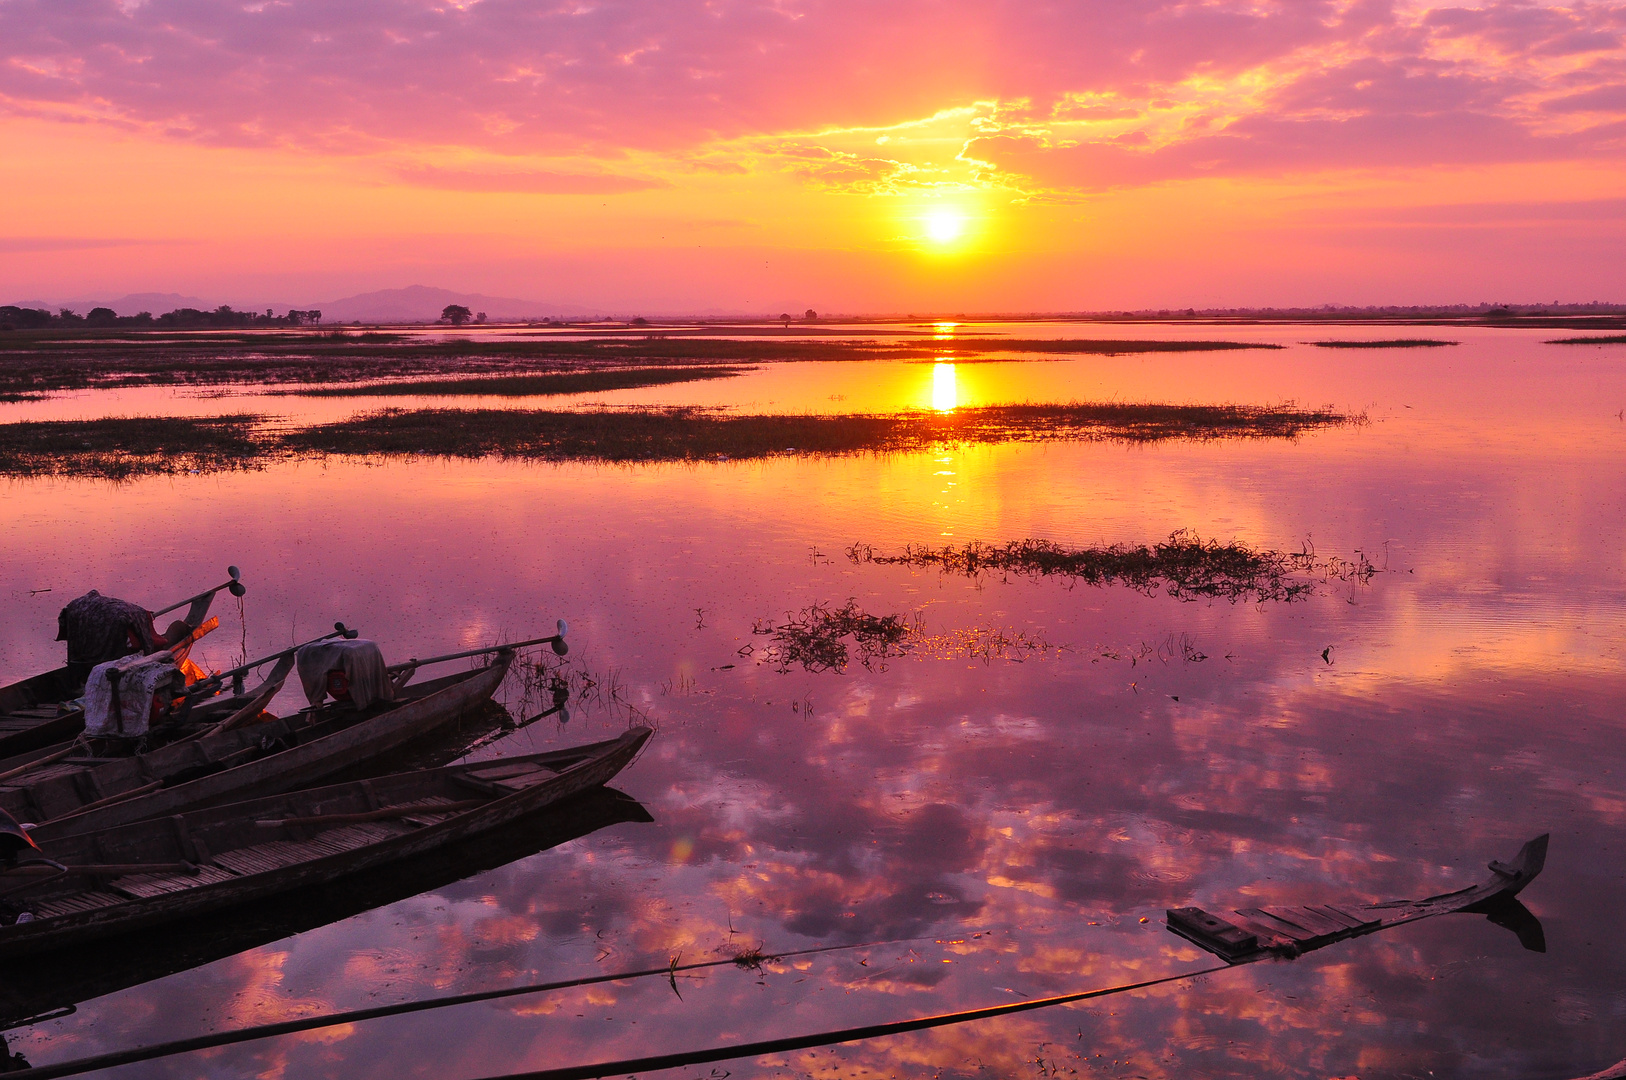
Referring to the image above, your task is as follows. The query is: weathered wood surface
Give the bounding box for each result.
[0,786,649,1026]
[1167,834,1549,963]
[0,726,651,959]
[21,654,513,843]
[0,667,84,760]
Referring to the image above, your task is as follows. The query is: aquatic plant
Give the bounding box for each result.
[751,601,917,673]
[848,532,1359,603]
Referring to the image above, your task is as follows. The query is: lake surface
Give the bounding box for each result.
[1,324,1622,1078]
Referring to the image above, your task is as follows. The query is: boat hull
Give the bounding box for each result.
[0,727,651,959]
[28,654,513,842]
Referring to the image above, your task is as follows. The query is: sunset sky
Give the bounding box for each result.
[4,0,1626,312]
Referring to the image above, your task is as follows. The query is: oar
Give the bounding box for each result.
[150,566,246,618]
[183,623,358,700]
[387,621,570,676]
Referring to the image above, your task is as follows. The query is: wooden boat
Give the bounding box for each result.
[14,654,514,844]
[1166,833,1548,963]
[0,670,85,762]
[0,570,246,760]
[0,727,651,959]
[0,787,651,1030]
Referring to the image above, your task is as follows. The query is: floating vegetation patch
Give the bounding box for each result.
[745,601,918,673]
[1545,335,1626,345]
[286,365,747,398]
[1307,339,1457,348]
[848,532,1380,603]
[0,401,1357,476]
[284,401,1355,463]
[0,415,264,479]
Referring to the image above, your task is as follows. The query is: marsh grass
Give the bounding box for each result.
[850,532,1324,602]
[0,415,263,479]
[286,365,747,398]
[1308,339,1457,348]
[0,400,1356,476]
[0,335,1281,397]
[284,401,1354,463]
[1546,335,1626,345]
[751,601,917,673]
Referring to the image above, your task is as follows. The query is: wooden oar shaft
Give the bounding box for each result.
[0,743,76,785]
[3,862,195,876]
[255,799,486,829]
[45,779,164,823]
[388,635,560,673]
[151,569,243,617]
[186,626,354,696]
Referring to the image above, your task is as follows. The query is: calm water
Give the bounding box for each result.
[0,326,1623,1078]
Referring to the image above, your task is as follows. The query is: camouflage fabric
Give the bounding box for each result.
[56,590,162,670]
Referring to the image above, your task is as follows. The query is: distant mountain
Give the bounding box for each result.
[313,285,594,323]
[5,292,209,316]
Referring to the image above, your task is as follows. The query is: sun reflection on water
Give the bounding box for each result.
[931,362,957,412]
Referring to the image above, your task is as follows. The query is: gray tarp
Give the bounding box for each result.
[295,639,392,710]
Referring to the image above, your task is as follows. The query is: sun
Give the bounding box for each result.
[924,208,966,245]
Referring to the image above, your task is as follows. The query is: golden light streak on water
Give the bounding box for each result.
[931,362,958,412]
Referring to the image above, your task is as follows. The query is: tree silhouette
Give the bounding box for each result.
[442,305,474,325]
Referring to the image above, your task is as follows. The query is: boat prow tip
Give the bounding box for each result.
[1488,833,1549,893]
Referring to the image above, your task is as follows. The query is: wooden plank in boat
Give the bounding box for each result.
[399,795,473,826]
[467,762,548,782]
[111,864,238,899]
[31,891,127,918]
[212,823,408,876]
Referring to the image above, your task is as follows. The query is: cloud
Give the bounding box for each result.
[0,0,1622,188]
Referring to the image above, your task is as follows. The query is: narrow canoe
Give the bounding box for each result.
[1166,833,1549,963]
[0,786,652,1027]
[20,653,513,843]
[0,668,86,761]
[0,726,652,959]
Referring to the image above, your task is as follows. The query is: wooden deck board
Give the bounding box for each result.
[112,864,238,898]
[31,891,127,918]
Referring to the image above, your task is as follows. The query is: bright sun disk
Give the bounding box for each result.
[924,209,965,244]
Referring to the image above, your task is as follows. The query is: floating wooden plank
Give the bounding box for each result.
[1167,834,1549,965]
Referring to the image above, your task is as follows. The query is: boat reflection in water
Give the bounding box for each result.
[0,788,651,1065]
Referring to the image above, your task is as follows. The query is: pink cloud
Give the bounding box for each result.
[0,0,1622,183]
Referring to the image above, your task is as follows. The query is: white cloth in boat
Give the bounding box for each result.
[83,653,184,739]
[296,639,393,709]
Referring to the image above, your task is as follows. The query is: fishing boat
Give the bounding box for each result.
[0,787,651,1032]
[0,569,246,760]
[5,623,570,841]
[1166,833,1549,963]
[0,727,652,960]
[13,653,513,843]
